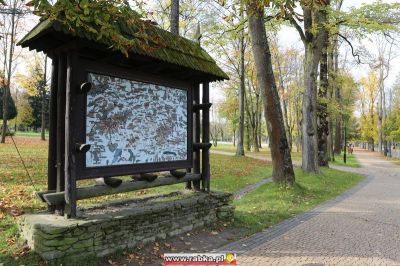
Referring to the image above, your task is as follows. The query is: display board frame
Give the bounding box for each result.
[72,59,194,180]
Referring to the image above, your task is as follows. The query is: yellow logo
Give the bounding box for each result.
[226,253,236,264]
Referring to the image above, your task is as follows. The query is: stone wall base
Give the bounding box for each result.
[18,191,234,262]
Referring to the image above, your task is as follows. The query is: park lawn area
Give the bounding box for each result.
[330,153,361,167]
[234,167,365,235]
[211,143,302,162]
[0,136,272,265]
[14,131,49,138]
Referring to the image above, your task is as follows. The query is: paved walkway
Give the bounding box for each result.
[234,177,272,200]
[219,150,400,265]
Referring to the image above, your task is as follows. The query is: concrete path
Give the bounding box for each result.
[219,150,400,265]
[234,177,272,200]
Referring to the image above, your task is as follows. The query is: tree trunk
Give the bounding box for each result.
[258,112,262,148]
[236,15,245,156]
[317,0,330,167]
[252,118,259,152]
[300,5,322,173]
[170,0,179,35]
[378,67,384,153]
[245,122,251,151]
[333,40,342,155]
[302,43,319,172]
[247,2,295,184]
[41,56,48,141]
[1,3,16,144]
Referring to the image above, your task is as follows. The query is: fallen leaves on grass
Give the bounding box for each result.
[0,198,24,217]
[6,237,16,246]
[12,243,30,258]
[108,259,126,266]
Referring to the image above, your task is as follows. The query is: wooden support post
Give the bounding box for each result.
[47,56,58,192]
[202,83,211,192]
[55,54,67,215]
[193,84,201,190]
[64,53,78,218]
[47,56,59,213]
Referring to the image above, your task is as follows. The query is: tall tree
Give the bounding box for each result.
[41,56,47,140]
[236,3,245,156]
[170,0,179,35]
[246,1,295,184]
[288,1,328,172]
[332,0,343,156]
[1,0,16,142]
[317,0,330,167]
[1,0,27,142]
[0,83,17,121]
[16,54,49,133]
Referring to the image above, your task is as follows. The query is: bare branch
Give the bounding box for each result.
[338,33,361,64]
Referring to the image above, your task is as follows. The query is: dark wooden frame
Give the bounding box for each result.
[70,58,194,180]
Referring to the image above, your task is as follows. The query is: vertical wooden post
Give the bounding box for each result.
[193,84,201,190]
[64,53,78,218]
[55,54,66,215]
[47,56,58,193]
[202,82,211,192]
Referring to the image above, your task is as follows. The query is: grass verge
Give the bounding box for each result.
[211,143,302,162]
[234,167,365,235]
[330,153,360,167]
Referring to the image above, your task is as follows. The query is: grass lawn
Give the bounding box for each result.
[234,167,365,235]
[13,131,49,138]
[0,136,364,265]
[388,157,400,165]
[0,136,272,265]
[211,143,302,162]
[330,153,360,167]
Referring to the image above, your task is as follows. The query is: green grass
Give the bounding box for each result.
[211,143,302,162]
[330,153,360,167]
[14,131,49,138]
[234,167,365,235]
[388,157,400,165]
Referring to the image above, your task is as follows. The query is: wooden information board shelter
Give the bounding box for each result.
[19,15,228,218]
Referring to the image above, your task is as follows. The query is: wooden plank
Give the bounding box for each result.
[55,54,67,215]
[193,84,201,190]
[193,143,212,151]
[42,174,202,206]
[47,56,58,192]
[64,52,78,218]
[193,103,212,112]
[202,82,211,192]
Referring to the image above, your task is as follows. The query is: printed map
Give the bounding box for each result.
[85,73,188,168]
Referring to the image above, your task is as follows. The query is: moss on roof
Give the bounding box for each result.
[19,15,228,81]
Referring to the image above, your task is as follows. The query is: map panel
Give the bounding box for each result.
[85,73,188,168]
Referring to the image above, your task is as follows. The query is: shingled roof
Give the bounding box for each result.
[19,16,228,81]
